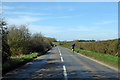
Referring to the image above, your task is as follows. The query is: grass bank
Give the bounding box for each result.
[61,45,118,68]
[3,52,43,75]
[53,42,60,45]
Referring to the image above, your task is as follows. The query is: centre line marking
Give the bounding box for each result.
[60,53,62,56]
[58,47,68,80]
[63,65,68,79]
[61,57,64,62]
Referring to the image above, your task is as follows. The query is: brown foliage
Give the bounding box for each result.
[63,39,118,56]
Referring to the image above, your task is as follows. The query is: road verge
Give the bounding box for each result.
[2,51,48,75]
[60,45,118,71]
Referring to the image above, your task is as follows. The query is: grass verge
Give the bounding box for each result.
[61,45,118,68]
[3,52,43,75]
[52,42,59,45]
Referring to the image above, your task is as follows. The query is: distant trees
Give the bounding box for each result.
[74,40,95,42]
[59,41,67,45]
[58,40,96,45]
[28,33,53,53]
[48,38,57,42]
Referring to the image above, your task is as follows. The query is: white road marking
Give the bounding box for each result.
[59,52,62,56]
[76,53,118,71]
[63,65,68,79]
[61,57,64,62]
[58,47,68,80]
[59,51,61,54]
[64,47,118,71]
[58,47,61,54]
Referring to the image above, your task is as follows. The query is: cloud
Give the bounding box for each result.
[75,33,118,40]
[52,16,72,19]
[7,16,42,25]
[68,8,75,11]
[3,0,119,2]
[95,20,117,25]
[4,11,50,16]
[0,5,14,14]
[2,5,29,10]
[68,26,99,32]
[2,5,15,10]
[28,25,100,35]
[28,25,63,35]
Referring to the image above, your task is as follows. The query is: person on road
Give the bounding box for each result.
[54,44,57,47]
[72,43,75,53]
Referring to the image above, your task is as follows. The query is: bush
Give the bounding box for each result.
[61,39,118,56]
[2,25,54,63]
[7,25,31,56]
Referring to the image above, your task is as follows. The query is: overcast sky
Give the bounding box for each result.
[2,2,118,41]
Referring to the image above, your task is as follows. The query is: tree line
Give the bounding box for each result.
[0,20,56,63]
[74,40,96,42]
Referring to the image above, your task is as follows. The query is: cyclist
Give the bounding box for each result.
[72,43,75,53]
[54,44,57,47]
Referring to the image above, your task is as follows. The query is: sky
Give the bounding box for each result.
[2,0,119,2]
[1,2,118,41]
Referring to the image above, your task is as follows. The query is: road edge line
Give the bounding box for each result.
[77,53,118,72]
[62,47,118,72]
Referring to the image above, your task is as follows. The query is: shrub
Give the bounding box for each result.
[61,39,118,56]
[2,24,54,63]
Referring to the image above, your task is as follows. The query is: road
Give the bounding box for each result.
[3,46,119,80]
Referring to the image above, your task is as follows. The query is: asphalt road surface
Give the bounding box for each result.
[3,46,119,80]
